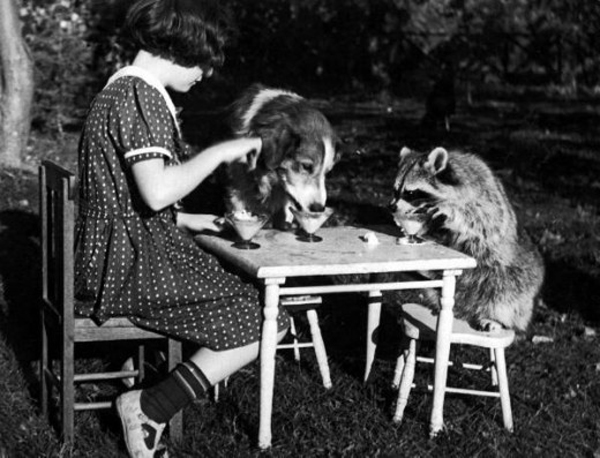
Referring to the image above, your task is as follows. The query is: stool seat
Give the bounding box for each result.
[393,303,515,434]
[402,303,515,348]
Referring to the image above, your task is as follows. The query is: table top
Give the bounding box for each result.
[195,225,476,279]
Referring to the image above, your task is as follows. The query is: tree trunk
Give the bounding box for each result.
[0,0,34,169]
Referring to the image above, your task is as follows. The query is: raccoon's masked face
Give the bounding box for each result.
[388,146,453,234]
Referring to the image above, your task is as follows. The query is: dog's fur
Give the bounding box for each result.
[388,146,545,332]
[225,84,339,229]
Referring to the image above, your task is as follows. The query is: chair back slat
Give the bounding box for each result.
[40,161,76,331]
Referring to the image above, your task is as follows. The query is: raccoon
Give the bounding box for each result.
[387,146,544,332]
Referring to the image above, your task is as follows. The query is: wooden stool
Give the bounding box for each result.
[393,303,515,434]
[213,295,331,401]
[277,295,331,389]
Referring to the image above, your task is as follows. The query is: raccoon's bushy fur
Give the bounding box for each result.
[388,146,544,331]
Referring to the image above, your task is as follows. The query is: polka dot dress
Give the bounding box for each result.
[74,66,289,351]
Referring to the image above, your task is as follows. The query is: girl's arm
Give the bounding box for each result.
[176,212,224,233]
[131,137,261,211]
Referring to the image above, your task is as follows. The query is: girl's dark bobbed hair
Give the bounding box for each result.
[123,0,233,69]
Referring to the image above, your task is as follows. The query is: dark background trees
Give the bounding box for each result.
[1,0,598,167]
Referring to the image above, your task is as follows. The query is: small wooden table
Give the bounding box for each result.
[195,225,476,448]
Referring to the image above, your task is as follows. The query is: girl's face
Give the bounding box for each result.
[168,65,212,93]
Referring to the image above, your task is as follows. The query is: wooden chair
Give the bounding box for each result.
[39,160,183,444]
[392,303,515,435]
[213,295,331,401]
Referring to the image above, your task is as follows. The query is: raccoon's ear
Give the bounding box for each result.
[425,147,449,174]
[399,146,412,159]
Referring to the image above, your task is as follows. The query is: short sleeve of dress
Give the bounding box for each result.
[108,77,177,166]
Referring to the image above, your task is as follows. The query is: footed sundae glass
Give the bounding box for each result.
[395,211,426,245]
[290,207,334,242]
[225,211,269,250]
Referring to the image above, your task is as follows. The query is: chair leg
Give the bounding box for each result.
[167,339,183,441]
[364,291,382,382]
[136,345,145,384]
[493,348,513,432]
[393,338,417,423]
[61,331,75,444]
[306,309,332,389]
[40,311,49,418]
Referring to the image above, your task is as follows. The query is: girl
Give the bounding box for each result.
[74,0,289,456]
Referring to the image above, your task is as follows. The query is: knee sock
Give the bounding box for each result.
[140,361,211,424]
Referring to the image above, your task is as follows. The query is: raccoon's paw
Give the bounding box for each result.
[478,319,504,333]
[423,204,445,222]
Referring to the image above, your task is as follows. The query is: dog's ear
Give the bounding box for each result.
[258,124,301,170]
[331,133,343,164]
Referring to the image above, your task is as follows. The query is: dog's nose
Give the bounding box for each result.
[308,203,325,213]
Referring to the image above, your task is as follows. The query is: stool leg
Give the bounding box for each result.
[393,338,417,423]
[365,291,382,382]
[289,316,301,362]
[392,351,405,390]
[489,348,498,387]
[493,348,513,432]
[392,333,410,389]
[306,309,332,389]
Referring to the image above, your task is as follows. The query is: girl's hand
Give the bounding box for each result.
[221,137,262,164]
[177,212,226,233]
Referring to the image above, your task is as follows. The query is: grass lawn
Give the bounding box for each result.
[1,85,599,457]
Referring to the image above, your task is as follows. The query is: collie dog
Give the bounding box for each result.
[225,84,339,229]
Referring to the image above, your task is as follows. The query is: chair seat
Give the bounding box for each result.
[401,303,515,348]
[74,316,170,342]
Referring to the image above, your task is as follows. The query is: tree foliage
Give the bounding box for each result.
[20,0,106,134]
[17,0,600,136]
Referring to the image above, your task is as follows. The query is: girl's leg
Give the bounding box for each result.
[189,329,287,385]
[142,329,287,423]
[117,330,287,457]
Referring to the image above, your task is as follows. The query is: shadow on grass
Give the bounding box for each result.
[0,210,41,379]
[542,258,600,323]
[0,207,57,445]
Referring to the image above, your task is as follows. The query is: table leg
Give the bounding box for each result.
[258,279,284,449]
[365,290,382,382]
[430,271,457,438]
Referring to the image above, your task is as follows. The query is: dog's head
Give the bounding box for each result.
[233,86,339,215]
